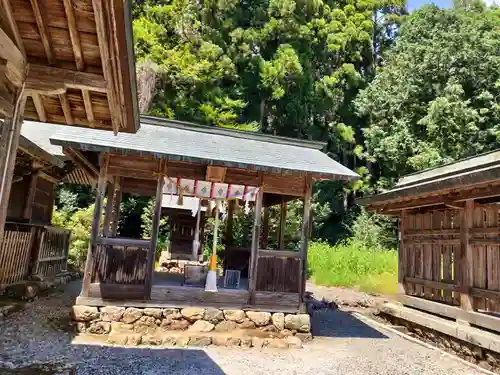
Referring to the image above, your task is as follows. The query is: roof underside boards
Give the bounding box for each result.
[49,117,359,180]
[359,149,500,207]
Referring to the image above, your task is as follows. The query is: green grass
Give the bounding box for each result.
[308,240,398,295]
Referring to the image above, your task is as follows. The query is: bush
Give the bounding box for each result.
[308,240,398,295]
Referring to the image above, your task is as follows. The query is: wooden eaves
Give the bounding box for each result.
[1,0,139,134]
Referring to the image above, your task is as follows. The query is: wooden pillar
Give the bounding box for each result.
[248,187,264,305]
[262,206,270,249]
[110,177,122,237]
[145,161,166,298]
[460,200,474,311]
[102,177,116,237]
[225,200,235,247]
[279,199,286,250]
[81,153,109,297]
[299,175,312,298]
[23,171,39,220]
[0,92,27,240]
[398,209,407,295]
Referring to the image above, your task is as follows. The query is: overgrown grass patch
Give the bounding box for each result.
[308,240,398,295]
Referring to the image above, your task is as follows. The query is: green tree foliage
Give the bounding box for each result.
[357,5,500,187]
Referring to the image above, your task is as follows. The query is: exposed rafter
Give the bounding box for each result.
[82,90,96,127]
[62,0,84,71]
[25,65,107,95]
[31,92,47,122]
[58,93,74,125]
[29,0,56,65]
[92,0,124,134]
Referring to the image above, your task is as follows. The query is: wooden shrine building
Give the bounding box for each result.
[1,121,96,286]
[361,150,500,333]
[49,116,358,313]
[0,0,139,243]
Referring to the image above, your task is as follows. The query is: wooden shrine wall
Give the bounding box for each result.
[401,204,500,313]
[402,209,461,305]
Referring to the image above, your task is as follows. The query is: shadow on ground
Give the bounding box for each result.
[0,345,226,375]
[310,307,388,339]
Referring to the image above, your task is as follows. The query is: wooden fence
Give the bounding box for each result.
[401,203,500,316]
[0,223,71,286]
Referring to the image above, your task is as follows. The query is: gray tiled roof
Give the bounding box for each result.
[48,116,358,180]
[358,148,500,206]
[21,121,66,157]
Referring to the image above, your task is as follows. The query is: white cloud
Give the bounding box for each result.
[483,0,499,5]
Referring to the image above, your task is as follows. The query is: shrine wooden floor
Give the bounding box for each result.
[152,271,249,291]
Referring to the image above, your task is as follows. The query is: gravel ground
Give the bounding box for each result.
[0,281,486,375]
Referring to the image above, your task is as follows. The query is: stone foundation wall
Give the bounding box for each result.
[73,305,312,348]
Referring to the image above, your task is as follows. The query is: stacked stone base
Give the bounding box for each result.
[73,305,312,349]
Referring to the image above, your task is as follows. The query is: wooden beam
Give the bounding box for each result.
[0,86,13,117]
[0,89,27,241]
[25,65,107,95]
[0,57,25,88]
[460,200,474,311]
[82,89,96,126]
[146,160,166,298]
[64,147,99,179]
[58,93,74,125]
[92,0,124,134]
[111,177,122,236]
[0,27,25,75]
[405,277,460,292]
[81,153,109,297]
[23,171,39,220]
[262,207,269,249]
[31,92,47,122]
[398,209,407,295]
[371,183,500,212]
[29,0,56,65]
[248,186,264,305]
[279,199,287,250]
[206,166,226,182]
[398,294,500,334]
[299,175,312,298]
[62,0,84,71]
[1,0,26,56]
[225,200,234,247]
[102,178,116,237]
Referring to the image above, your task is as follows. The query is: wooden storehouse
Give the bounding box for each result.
[49,116,358,313]
[361,150,500,336]
[0,0,139,243]
[1,121,96,286]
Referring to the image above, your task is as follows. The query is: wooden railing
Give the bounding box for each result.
[89,237,150,299]
[0,223,71,286]
[255,249,302,293]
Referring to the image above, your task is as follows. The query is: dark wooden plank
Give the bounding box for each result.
[398,209,407,295]
[258,249,301,258]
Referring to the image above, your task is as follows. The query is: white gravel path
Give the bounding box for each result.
[0,281,487,375]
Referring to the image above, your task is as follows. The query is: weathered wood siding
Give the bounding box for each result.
[90,243,149,285]
[401,204,500,314]
[0,227,34,285]
[255,251,301,293]
[33,226,71,277]
[31,177,55,224]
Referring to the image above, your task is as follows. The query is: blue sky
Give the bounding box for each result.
[408,0,451,10]
[408,0,498,10]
